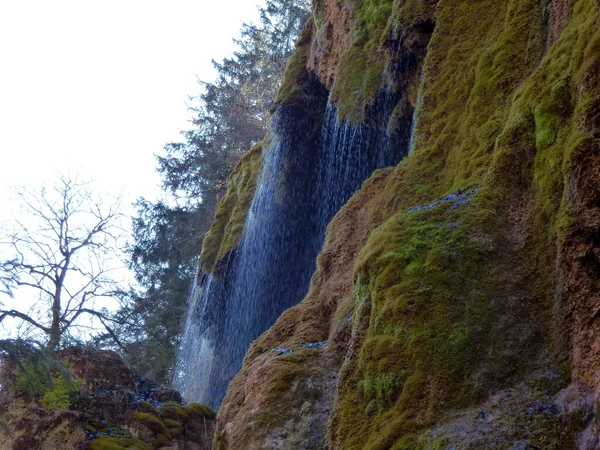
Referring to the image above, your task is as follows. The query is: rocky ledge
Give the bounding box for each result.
[0,347,215,450]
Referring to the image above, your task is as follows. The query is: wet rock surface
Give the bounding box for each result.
[271,341,326,355]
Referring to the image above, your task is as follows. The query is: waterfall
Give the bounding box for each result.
[408,71,424,156]
[173,84,413,409]
[317,95,407,227]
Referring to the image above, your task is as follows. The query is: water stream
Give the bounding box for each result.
[174,79,414,410]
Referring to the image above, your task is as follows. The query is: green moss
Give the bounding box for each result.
[334,196,504,449]
[199,142,263,272]
[154,433,172,447]
[204,0,598,447]
[329,0,438,121]
[213,348,321,446]
[329,0,600,447]
[398,437,449,450]
[132,412,168,435]
[39,372,75,411]
[159,402,188,421]
[361,372,407,410]
[136,401,158,415]
[162,418,183,437]
[331,0,393,121]
[157,401,214,424]
[184,402,216,418]
[15,362,79,411]
[276,18,316,109]
[89,437,151,450]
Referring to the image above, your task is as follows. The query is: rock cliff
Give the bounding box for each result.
[198,0,600,448]
[0,348,215,450]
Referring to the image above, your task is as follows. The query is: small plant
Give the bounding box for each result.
[39,371,79,411]
[1,339,79,411]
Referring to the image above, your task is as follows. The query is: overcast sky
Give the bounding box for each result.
[0,0,261,217]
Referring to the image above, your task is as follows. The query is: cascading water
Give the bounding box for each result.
[173,90,327,408]
[317,94,410,228]
[174,44,418,408]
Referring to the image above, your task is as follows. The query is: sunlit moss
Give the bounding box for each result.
[199,142,263,272]
[329,0,600,448]
[276,18,316,109]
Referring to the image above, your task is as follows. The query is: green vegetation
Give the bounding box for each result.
[327,0,600,447]
[132,412,168,434]
[330,0,436,121]
[38,371,78,411]
[126,401,214,447]
[163,418,184,437]
[159,401,216,421]
[276,19,316,109]
[4,341,79,411]
[334,199,499,449]
[332,0,392,120]
[89,437,151,450]
[136,401,158,415]
[199,143,264,272]
[214,348,324,448]
[185,402,217,418]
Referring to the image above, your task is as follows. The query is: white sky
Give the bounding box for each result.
[0,0,264,340]
[0,0,261,212]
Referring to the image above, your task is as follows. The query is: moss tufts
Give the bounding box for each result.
[89,437,151,450]
[329,0,600,447]
[132,412,168,435]
[331,0,392,121]
[135,401,158,415]
[162,418,184,437]
[185,402,217,418]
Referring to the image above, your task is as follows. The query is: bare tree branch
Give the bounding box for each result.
[0,175,126,350]
[0,310,51,333]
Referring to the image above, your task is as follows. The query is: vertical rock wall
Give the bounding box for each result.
[200,0,600,448]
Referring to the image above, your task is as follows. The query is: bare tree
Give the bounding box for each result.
[0,176,127,350]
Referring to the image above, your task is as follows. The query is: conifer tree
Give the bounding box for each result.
[118,0,311,383]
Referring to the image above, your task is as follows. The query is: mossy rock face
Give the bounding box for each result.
[326,0,436,122]
[328,0,600,447]
[123,401,216,448]
[135,401,158,416]
[276,18,319,110]
[162,418,184,437]
[159,401,216,421]
[331,190,556,448]
[0,347,216,450]
[184,402,217,419]
[199,142,264,273]
[213,0,600,448]
[131,411,168,435]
